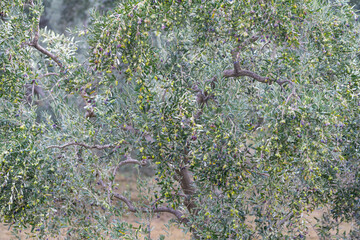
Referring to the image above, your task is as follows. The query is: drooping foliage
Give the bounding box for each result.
[1,0,359,239]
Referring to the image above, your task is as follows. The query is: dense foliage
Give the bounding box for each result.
[1,0,359,239]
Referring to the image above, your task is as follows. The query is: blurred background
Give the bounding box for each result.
[39,0,116,33]
[40,0,360,34]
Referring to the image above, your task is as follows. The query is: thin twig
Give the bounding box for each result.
[277,212,294,228]
[47,141,115,150]
[39,73,59,78]
[281,87,300,117]
[260,40,271,52]
[231,34,260,73]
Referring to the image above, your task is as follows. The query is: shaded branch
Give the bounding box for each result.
[0,11,7,21]
[240,35,260,48]
[24,82,59,127]
[193,77,218,119]
[276,78,293,86]
[204,77,217,85]
[98,157,189,224]
[281,87,299,117]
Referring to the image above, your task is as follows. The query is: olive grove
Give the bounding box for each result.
[1,0,360,239]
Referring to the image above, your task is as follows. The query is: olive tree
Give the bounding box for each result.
[1,0,359,239]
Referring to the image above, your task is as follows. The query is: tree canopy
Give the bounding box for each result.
[1,0,359,239]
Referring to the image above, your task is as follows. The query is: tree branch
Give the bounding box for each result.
[28,32,63,68]
[175,167,198,215]
[120,124,154,142]
[97,155,189,224]
[98,156,181,224]
[80,87,96,118]
[231,35,259,74]
[118,156,148,168]
[276,78,293,86]
[223,68,269,83]
[112,155,148,179]
[223,65,295,88]
[39,73,59,78]
[224,34,295,88]
[112,193,188,223]
[47,142,116,150]
[25,82,47,104]
[26,7,63,69]
[276,212,294,228]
